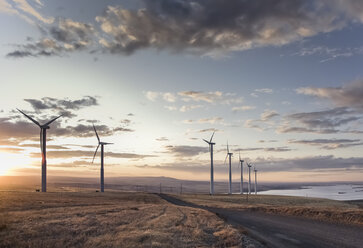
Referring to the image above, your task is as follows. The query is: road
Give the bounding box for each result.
[159,194,363,248]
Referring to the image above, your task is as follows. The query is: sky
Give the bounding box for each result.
[1,0,363,183]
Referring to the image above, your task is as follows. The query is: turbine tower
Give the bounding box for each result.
[239,152,244,194]
[17,109,62,192]
[92,124,113,193]
[224,142,233,194]
[203,131,215,195]
[254,167,258,195]
[247,162,252,194]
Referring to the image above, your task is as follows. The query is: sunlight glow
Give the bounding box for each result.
[0,153,31,176]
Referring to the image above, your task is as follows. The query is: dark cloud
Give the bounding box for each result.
[7,19,94,58]
[0,118,39,142]
[0,118,133,145]
[278,107,360,134]
[51,124,134,138]
[6,0,363,58]
[297,80,363,110]
[289,139,363,150]
[24,96,98,111]
[164,145,208,157]
[137,155,363,174]
[30,150,156,160]
[95,0,347,56]
[235,146,292,152]
[6,50,34,58]
[255,155,363,172]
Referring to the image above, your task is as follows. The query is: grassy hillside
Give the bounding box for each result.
[0,191,243,248]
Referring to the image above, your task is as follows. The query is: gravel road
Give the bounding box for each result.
[159,194,363,248]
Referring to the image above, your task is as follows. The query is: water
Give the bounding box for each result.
[259,184,363,201]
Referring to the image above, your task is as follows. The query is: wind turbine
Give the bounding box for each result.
[92,124,113,193]
[17,109,62,192]
[247,162,252,194]
[254,167,258,195]
[224,142,233,194]
[203,131,215,195]
[239,152,244,194]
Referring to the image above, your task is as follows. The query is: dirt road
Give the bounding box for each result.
[159,194,363,248]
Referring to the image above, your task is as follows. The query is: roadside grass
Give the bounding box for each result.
[175,194,363,226]
[0,191,243,248]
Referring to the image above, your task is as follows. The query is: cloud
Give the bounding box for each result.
[244,109,280,131]
[0,117,133,146]
[15,96,98,119]
[94,0,350,56]
[255,88,274,94]
[293,45,359,62]
[145,91,160,101]
[178,91,223,103]
[156,137,169,142]
[232,105,256,112]
[281,107,360,132]
[6,0,363,58]
[7,18,95,58]
[288,138,363,150]
[235,147,292,152]
[146,90,242,106]
[179,105,203,112]
[297,80,363,110]
[12,0,54,24]
[0,147,24,153]
[164,145,208,157]
[260,109,279,121]
[30,150,156,160]
[198,128,219,133]
[142,155,363,174]
[24,96,98,111]
[183,117,223,124]
[145,92,177,102]
[255,155,363,172]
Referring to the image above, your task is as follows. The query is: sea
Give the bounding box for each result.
[259,184,363,201]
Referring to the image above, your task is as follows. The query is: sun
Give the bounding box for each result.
[0,153,32,176]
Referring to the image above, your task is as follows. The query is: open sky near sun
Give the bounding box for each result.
[1,0,363,182]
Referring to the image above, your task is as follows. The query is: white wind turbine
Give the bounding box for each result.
[17,109,62,192]
[247,162,252,194]
[203,131,215,195]
[224,142,233,194]
[239,152,244,194]
[92,124,113,193]
[254,166,258,195]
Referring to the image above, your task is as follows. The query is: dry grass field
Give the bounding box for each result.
[176,194,363,226]
[0,191,244,248]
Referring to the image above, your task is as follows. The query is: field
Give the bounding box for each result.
[175,194,363,226]
[0,191,244,248]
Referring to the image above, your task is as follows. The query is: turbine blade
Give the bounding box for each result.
[103,142,113,145]
[227,141,229,154]
[93,124,100,143]
[43,115,62,127]
[224,154,228,165]
[202,139,210,144]
[239,151,241,161]
[92,144,100,163]
[17,108,40,127]
[209,131,215,143]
